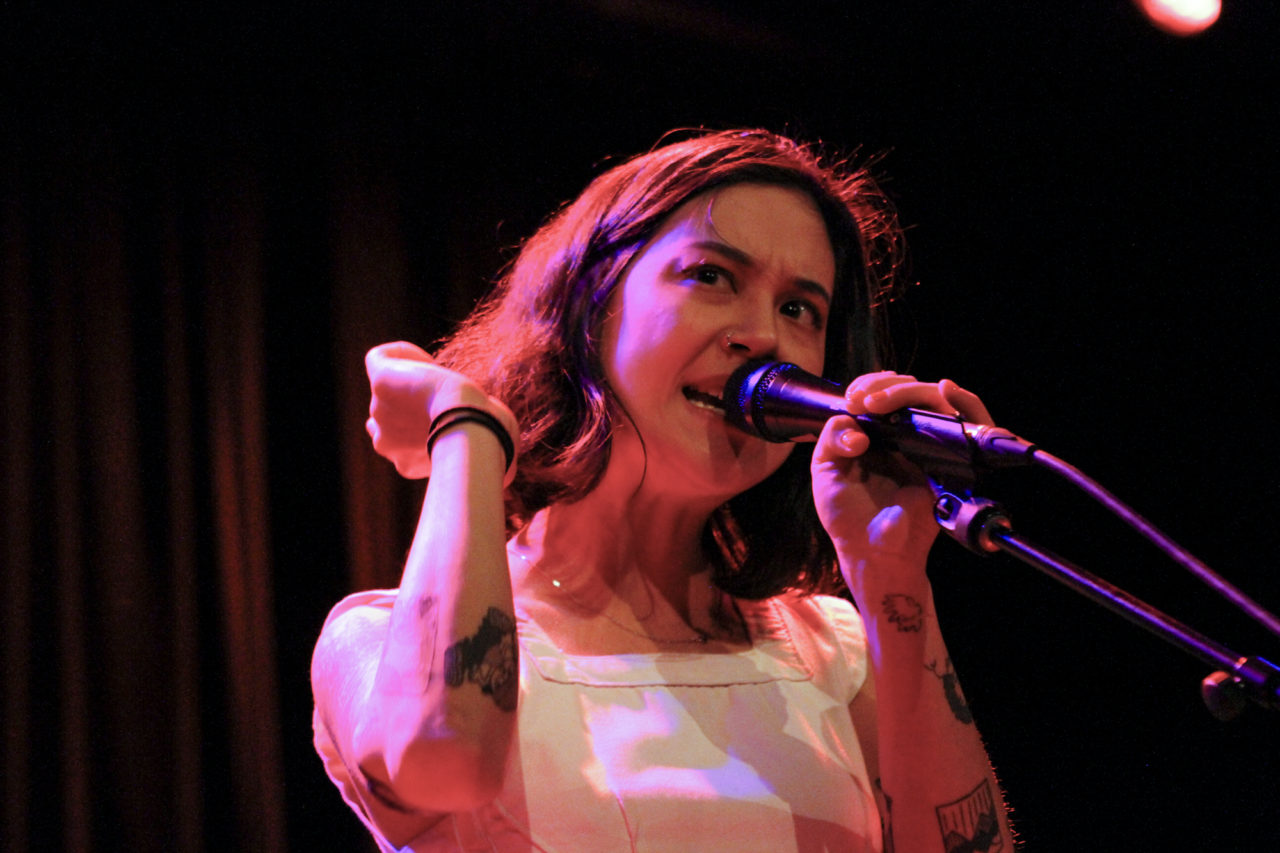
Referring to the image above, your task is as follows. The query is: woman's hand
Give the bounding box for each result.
[811,372,993,576]
[364,341,517,479]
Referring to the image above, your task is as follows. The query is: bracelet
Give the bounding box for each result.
[425,405,517,476]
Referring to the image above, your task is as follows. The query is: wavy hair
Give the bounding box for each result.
[435,129,905,598]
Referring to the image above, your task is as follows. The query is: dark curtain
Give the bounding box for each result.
[0,8,580,846]
[0,92,456,850]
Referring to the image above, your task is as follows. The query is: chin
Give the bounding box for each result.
[614,414,793,500]
[685,440,793,500]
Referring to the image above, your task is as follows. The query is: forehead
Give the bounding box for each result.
[650,183,835,286]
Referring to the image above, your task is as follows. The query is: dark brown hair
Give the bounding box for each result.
[436,129,904,598]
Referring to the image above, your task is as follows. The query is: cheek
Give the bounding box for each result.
[803,342,827,377]
[767,439,798,469]
[600,309,670,413]
[807,318,836,377]
[781,331,827,379]
[609,298,685,372]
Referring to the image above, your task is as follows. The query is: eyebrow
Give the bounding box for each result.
[687,239,832,307]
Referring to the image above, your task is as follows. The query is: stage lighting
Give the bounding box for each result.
[1135,0,1221,36]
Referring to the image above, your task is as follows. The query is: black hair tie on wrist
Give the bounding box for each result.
[426,405,517,475]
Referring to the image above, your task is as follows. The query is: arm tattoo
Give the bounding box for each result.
[444,607,518,712]
[417,594,439,680]
[926,657,974,725]
[381,595,440,696]
[874,777,896,853]
[882,594,924,632]
[936,780,1004,852]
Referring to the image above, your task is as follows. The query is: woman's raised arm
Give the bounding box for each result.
[312,341,519,817]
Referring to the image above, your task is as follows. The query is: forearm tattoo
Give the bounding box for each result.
[882,594,924,632]
[926,657,974,725]
[936,780,1003,852]
[444,607,518,712]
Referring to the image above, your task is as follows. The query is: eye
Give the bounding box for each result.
[780,299,825,330]
[683,262,734,289]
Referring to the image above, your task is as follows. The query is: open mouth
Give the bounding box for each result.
[682,386,727,416]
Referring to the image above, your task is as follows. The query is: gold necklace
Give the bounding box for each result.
[507,545,722,645]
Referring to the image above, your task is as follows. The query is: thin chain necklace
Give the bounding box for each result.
[507,544,721,645]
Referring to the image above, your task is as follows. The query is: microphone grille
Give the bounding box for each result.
[722,360,794,441]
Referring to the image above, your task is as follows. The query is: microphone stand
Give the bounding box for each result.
[929,486,1280,720]
[721,359,1280,718]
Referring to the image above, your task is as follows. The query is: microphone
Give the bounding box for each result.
[722,360,1038,480]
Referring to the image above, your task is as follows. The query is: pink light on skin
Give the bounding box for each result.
[1135,0,1221,36]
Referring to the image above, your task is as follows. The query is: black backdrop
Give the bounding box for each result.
[4,2,1279,850]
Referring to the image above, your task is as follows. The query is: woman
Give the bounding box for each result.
[312,130,1013,851]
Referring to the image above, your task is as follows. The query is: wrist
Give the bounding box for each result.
[427,383,493,423]
[837,547,932,604]
[427,404,520,487]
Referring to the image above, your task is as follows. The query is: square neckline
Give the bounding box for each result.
[515,596,818,688]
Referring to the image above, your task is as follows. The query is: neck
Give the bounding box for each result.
[515,490,714,619]
[510,503,747,650]
[507,434,751,648]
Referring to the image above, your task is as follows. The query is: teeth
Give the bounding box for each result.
[683,386,726,415]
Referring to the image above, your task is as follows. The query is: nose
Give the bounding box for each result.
[721,304,778,360]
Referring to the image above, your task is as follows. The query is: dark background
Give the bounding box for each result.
[4,2,1278,850]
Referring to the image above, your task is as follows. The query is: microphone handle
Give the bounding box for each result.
[731,362,1036,476]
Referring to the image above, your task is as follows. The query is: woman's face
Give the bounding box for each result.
[599,182,836,502]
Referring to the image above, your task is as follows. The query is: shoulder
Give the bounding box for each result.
[772,590,866,644]
[323,588,399,624]
[314,590,398,657]
[310,589,454,843]
[311,590,399,706]
[769,590,869,702]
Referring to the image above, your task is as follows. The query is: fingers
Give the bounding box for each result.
[365,340,435,373]
[843,372,993,425]
[364,342,441,477]
[843,371,914,415]
[362,340,519,480]
[366,343,438,398]
[939,378,994,425]
[813,414,871,464]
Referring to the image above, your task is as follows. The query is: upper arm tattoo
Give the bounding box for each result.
[443,607,518,712]
[936,780,1004,852]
